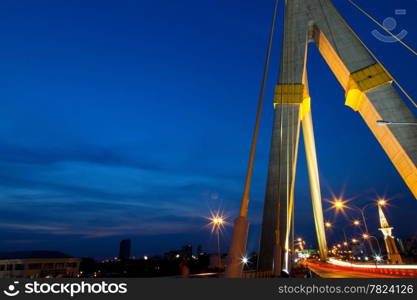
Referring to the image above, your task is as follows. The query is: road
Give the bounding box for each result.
[307,261,408,278]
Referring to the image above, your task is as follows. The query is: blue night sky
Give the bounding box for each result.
[0,0,416,259]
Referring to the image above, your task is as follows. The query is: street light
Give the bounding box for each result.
[362,234,382,256]
[342,220,361,242]
[325,222,332,228]
[296,238,305,250]
[376,120,417,126]
[378,199,387,207]
[349,204,371,233]
[209,214,226,269]
[333,199,346,210]
[241,256,249,265]
[347,200,387,256]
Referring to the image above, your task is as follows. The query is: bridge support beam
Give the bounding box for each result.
[302,109,328,261]
[259,103,301,274]
[224,216,249,277]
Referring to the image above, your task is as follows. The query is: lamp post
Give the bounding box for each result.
[350,199,388,257]
[349,204,371,235]
[209,215,225,269]
[342,219,361,242]
[362,234,382,256]
[376,120,417,126]
[349,203,377,255]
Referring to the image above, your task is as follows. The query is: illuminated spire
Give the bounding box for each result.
[378,205,390,229]
[378,204,403,264]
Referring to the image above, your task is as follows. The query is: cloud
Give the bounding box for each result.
[0,141,244,255]
[0,143,164,171]
[0,214,204,239]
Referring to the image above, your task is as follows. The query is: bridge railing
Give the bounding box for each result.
[242,270,273,278]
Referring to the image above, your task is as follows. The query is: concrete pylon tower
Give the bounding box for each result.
[258,0,417,275]
[378,205,403,264]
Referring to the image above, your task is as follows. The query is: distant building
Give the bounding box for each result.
[209,254,226,270]
[181,245,192,260]
[164,250,181,261]
[396,238,406,254]
[351,242,366,257]
[0,251,80,279]
[163,246,193,261]
[119,239,131,260]
[405,238,417,255]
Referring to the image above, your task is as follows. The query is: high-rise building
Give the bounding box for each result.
[119,239,131,260]
[181,245,192,260]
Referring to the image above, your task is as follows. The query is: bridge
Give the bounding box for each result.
[221,0,417,278]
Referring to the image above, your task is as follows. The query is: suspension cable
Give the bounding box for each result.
[346,0,417,56]
[239,0,279,217]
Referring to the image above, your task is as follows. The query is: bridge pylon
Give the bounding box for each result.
[258,0,417,276]
[226,0,417,278]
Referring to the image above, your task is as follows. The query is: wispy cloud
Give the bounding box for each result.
[0,218,203,239]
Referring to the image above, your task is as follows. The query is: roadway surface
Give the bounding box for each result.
[307,261,408,278]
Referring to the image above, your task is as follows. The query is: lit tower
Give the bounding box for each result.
[377,203,403,264]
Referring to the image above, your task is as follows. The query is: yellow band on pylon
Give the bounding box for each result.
[345,63,393,111]
[274,84,311,120]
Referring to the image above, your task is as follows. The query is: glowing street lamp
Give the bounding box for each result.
[241,257,249,265]
[351,238,358,244]
[296,238,305,250]
[353,220,360,226]
[325,222,332,228]
[209,214,226,269]
[378,199,387,207]
[333,199,345,210]
[343,242,348,246]
[211,217,224,227]
[362,233,369,239]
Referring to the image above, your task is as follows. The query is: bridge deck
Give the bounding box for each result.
[307,260,415,278]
